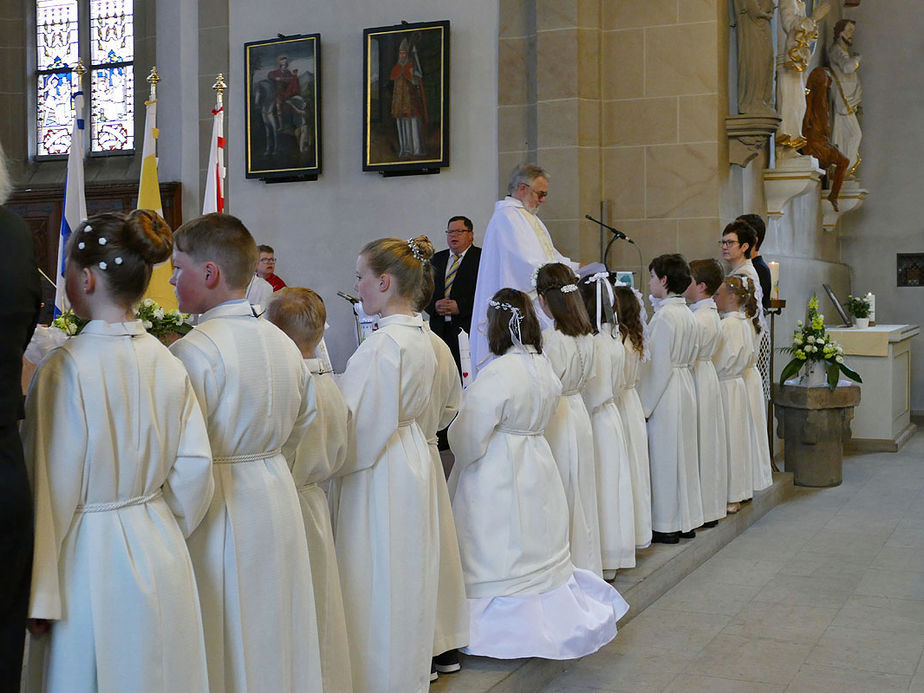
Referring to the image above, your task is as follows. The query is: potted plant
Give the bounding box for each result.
[779,293,863,390]
[844,294,871,328]
[52,299,193,346]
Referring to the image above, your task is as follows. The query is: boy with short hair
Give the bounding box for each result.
[169,213,322,693]
[685,259,729,529]
[266,287,354,693]
[639,254,703,544]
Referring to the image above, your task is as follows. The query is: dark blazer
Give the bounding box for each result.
[426,245,481,372]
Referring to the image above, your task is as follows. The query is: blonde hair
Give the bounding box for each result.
[173,213,259,291]
[361,235,435,302]
[266,287,326,352]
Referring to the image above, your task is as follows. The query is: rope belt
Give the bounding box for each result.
[561,388,580,397]
[398,419,415,428]
[496,425,543,436]
[77,489,163,513]
[592,398,616,414]
[214,448,282,465]
[297,481,320,492]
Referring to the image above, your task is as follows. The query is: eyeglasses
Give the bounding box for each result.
[259,257,277,263]
[445,229,471,236]
[719,240,740,247]
[528,185,548,200]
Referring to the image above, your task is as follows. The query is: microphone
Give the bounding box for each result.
[584,214,633,244]
[337,291,359,304]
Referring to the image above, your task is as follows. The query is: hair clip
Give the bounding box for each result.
[114,257,123,265]
[78,241,85,250]
[530,266,541,290]
[83,224,93,233]
[98,237,107,245]
[98,261,107,270]
[405,238,425,262]
[560,284,578,294]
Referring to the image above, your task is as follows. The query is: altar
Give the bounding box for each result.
[826,324,920,451]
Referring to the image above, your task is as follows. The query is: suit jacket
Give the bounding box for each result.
[426,245,481,371]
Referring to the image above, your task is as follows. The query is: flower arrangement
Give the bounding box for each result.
[844,294,871,319]
[52,299,192,344]
[779,293,862,390]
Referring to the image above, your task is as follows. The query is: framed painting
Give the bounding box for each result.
[362,20,450,174]
[244,34,321,181]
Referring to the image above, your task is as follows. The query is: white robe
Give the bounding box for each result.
[713,312,756,503]
[829,40,862,173]
[419,323,469,655]
[583,329,636,570]
[469,196,578,377]
[542,329,602,575]
[744,322,774,493]
[245,275,273,313]
[291,358,353,693]
[24,320,213,693]
[329,313,439,693]
[615,338,653,548]
[448,347,628,660]
[170,301,322,693]
[639,296,704,534]
[690,299,729,524]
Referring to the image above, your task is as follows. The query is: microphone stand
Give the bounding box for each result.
[585,215,645,289]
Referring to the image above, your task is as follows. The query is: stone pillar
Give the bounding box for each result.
[773,383,861,487]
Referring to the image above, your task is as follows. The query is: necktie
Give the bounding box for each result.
[444,254,460,297]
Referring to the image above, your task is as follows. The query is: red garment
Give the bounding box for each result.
[265,273,287,292]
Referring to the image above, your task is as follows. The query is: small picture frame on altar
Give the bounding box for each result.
[362,20,450,174]
[613,270,635,288]
[244,34,321,181]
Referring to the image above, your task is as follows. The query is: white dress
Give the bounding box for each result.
[24,320,213,693]
[170,301,322,693]
[542,329,602,575]
[713,312,756,503]
[420,323,469,655]
[447,347,629,660]
[583,329,636,570]
[639,296,704,534]
[291,358,353,693]
[744,322,774,493]
[615,339,653,548]
[469,196,578,376]
[329,313,439,693]
[690,299,729,524]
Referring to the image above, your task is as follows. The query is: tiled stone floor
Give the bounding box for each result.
[540,430,924,692]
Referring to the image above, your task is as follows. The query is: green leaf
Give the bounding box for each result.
[838,362,862,383]
[826,361,839,390]
[779,358,803,385]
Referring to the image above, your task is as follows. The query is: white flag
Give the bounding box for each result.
[54,86,87,316]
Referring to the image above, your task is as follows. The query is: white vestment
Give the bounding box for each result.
[690,299,729,524]
[542,329,602,575]
[245,275,273,313]
[170,302,322,693]
[329,313,439,693]
[829,40,862,173]
[583,329,636,570]
[419,323,469,655]
[639,296,704,533]
[24,320,213,693]
[292,358,353,693]
[615,338,653,548]
[714,312,756,503]
[744,322,774,493]
[469,196,578,377]
[447,347,628,659]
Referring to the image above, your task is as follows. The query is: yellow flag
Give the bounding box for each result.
[138,98,177,310]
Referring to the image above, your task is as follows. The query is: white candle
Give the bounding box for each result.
[866,292,875,323]
[768,261,780,300]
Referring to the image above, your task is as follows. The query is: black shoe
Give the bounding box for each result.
[702,520,718,528]
[430,661,438,683]
[434,649,461,674]
[651,531,680,544]
[680,529,696,539]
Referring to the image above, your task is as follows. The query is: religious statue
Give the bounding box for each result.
[776,0,830,148]
[734,0,776,115]
[391,37,427,158]
[828,19,862,175]
[801,67,849,211]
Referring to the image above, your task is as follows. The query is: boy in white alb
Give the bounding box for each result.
[266,287,353,693]
[685,260,729,528]
[169,214,322,693]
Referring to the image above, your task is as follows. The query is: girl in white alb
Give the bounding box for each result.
[448,288,629,660]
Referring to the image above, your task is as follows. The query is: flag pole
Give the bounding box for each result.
[203,73,227,214]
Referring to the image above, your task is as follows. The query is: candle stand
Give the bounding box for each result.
[767,298,786,471]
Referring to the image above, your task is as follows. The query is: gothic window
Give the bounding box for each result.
[35,0,134,157]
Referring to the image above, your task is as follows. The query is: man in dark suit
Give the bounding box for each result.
[427,215,481,377]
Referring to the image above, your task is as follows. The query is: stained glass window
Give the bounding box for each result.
[35,0,135,157]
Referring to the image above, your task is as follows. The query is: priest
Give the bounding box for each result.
[469,164,580,377]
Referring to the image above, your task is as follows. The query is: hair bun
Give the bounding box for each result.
[408,235,435,262]
[124,209,173,264]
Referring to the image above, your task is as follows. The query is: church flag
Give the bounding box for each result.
[137,96,178,309]
[54,87,87,317]
[203,101,225,214]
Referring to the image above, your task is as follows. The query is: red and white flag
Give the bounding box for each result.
[202,102,225,214]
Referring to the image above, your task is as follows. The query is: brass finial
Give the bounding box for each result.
[212,73,227,106]
[147,66,161,100]
[74,57,87,80]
